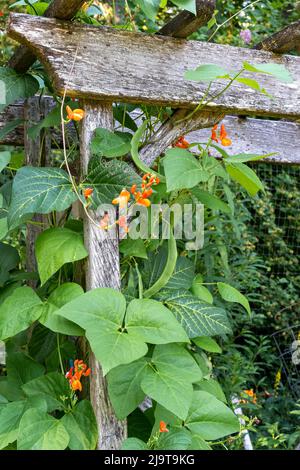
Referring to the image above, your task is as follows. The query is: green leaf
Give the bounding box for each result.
[39,283,85,336]
[142,245,168,289]
[192,189,231,214]
[197,379,227,403]
[217,282,251,315]
[27,105,62,140]
[163,148,209,192]
[107,358,148,419]
[192,336,221,353]
[126,298,189,344]
[225,162,264,196]
[119,238,148,259]
[136,0,160,20]
[171,0,197,15]
[17,409,69,450]
[86,157,141,206]
[189,434,212,450]
[0,119,23,141]
[165,257,195,290]
[191,276,213,304]
[61,400,98,450]
[35,228,88,285]
[0,400,28,449]
[0,151,11,172]
[141,344,202,420]
[157,289,231,338]
[0,242,20,286]
[22,372,70,412]
[156,428,192,450]
[55,288,147,374]
[225,152,276,163]
[8,167,77,229]
[0,286,42,340]
[243,61,293,83]
[27,2,49,15]
[184,64,228,82]
[121,437,148,450]
[6,352,45,401]
[91,128,132,158]
[236,77,272,98]
[0,67,39,112]
[185,391,240,440]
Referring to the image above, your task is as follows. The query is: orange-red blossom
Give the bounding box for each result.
[159,421,169,433]
[65,359,91,392]
[211,123,232,147]
[173,135,190,149]
[83,187,93,200]
[66,105,85,122]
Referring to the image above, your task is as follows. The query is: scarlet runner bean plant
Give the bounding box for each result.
[0,0,296,451]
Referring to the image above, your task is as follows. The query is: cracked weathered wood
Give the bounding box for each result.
[157,0,215,38]
[255,20,300,54]
[8,0,86,73]
[80,100,126,450]
[1,99,300,164]
[8,14,300,119]
[140,109,224,165]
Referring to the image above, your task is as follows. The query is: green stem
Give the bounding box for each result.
[57,334,65,375]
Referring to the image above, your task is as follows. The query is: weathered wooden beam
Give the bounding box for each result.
[80,101,126,450]
[255,20,300,54]
[140,109,224,165]
[1,99,300,165]
[157,0,215,38]
[8,0,86,73]
[7,14,300,119]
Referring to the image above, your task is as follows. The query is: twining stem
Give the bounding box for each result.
[57,333,65,375]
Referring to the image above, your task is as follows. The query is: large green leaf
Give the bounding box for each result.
[55,289,188,374]
[0,67,39,112]
[6,352,45,401]
[121,437,148,450]
[243,61,293,83]
[22,372,70,412]
[136,0,161,20]
[157,289,231,338]
[225,162,264,196]
[126,298,189,344]
[192,189,231,214]
[8,167,77,229]
[157,428,192,450]
[0,151,11,172]
[165,256,195,290]
[142,245,167,289]
[107,358,148,419]
[186,391,239,440]
[0,286,42,340]
[192,336,222,354]
[91,128,131,158]
[61,400,98,450]
[86,157,141,206]
[39,283,85,336]
[184,64,228,82]
[171,0,197,15]
[0,400,27,449]
[35,228,88,285]
[163,148,209,192]
[141,344,202,420]
[0,242,20,286]
[217,282,251,316]
[17,408,69,450]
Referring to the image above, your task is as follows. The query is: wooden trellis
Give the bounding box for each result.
[1,0,300,450]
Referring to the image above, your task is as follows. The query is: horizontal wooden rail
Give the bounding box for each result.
[1,99,299,165]
[7,14,300,119]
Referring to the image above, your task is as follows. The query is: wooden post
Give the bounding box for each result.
[80,100,127,450]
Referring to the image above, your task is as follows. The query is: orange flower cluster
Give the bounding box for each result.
[66,105,85,122]
[159,421,169,433]
[65,360,91,392]
[211,123,232,147]
[83,187,93,200]
[172,135,190,149]
[242,388,257,404]
[112,174,159,210]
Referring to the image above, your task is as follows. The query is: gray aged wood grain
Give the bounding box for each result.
[255,20,300,54]
[8,0,86,73]
[157,0,215,38]
[140,109,224,165]
[80,100,126,450]
[7,14,300,119]
[184,115,300,165]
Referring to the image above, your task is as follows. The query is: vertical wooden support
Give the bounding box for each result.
[80,100,127,450]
